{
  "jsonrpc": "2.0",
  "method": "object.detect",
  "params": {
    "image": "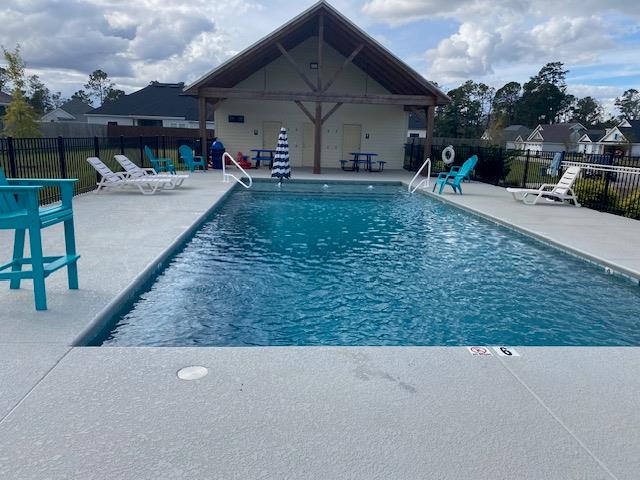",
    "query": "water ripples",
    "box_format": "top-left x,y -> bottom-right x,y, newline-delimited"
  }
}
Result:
102,183 -> 640,346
